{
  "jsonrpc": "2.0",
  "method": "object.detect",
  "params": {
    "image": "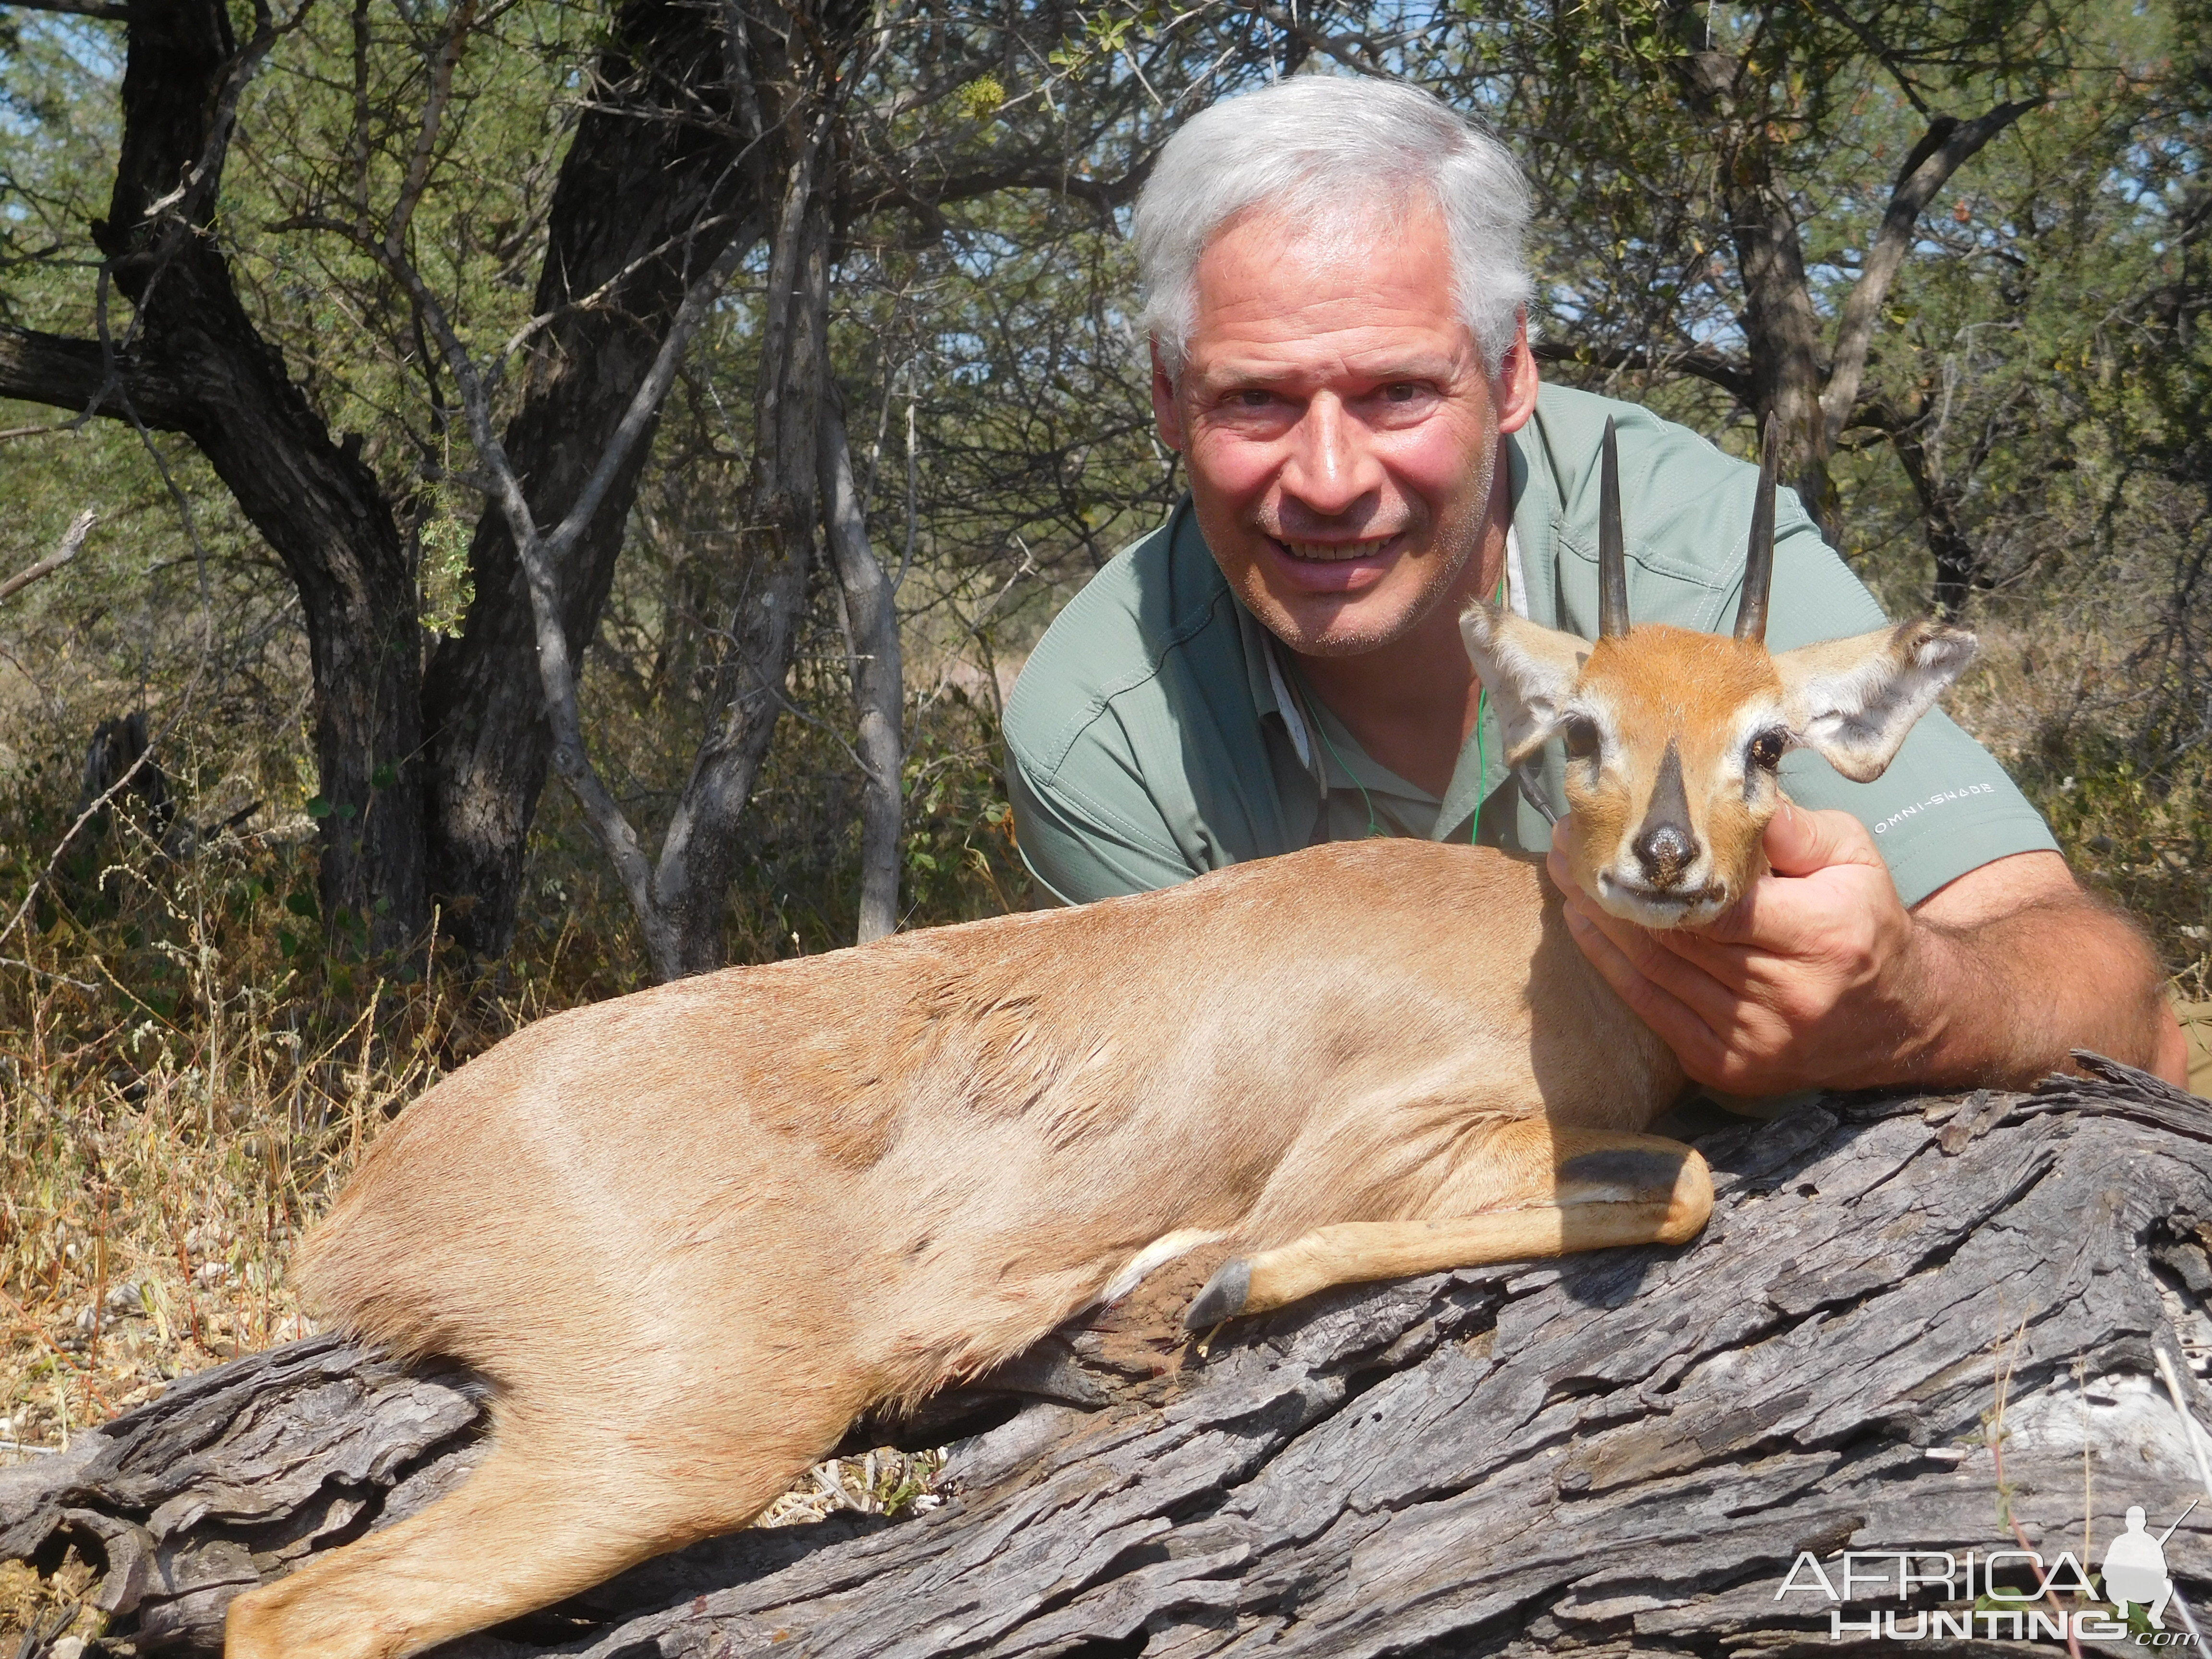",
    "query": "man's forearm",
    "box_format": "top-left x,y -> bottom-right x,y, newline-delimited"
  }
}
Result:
1905,885 -> 2184,1090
